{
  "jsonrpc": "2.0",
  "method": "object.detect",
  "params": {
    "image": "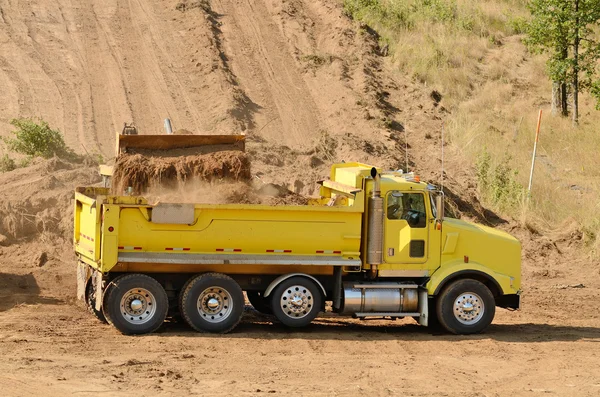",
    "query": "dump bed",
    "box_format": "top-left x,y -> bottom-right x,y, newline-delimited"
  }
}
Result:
74,186 -> 365,274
